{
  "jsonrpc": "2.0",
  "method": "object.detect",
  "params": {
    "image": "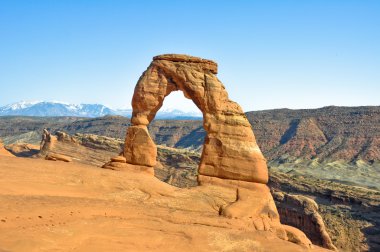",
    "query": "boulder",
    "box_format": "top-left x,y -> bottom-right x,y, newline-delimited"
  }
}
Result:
111,156 -> 127,163
45,153 -> 72,162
